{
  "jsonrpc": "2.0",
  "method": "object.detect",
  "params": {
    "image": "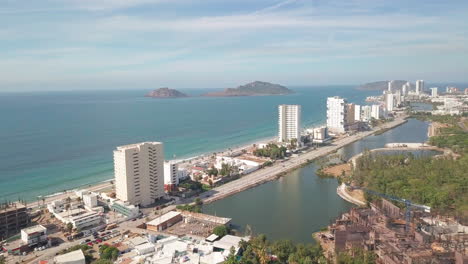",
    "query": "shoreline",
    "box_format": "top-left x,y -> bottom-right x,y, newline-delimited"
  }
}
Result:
200,116 -> 408,204
27,117 -> 406,209
25,121 -> 326,207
